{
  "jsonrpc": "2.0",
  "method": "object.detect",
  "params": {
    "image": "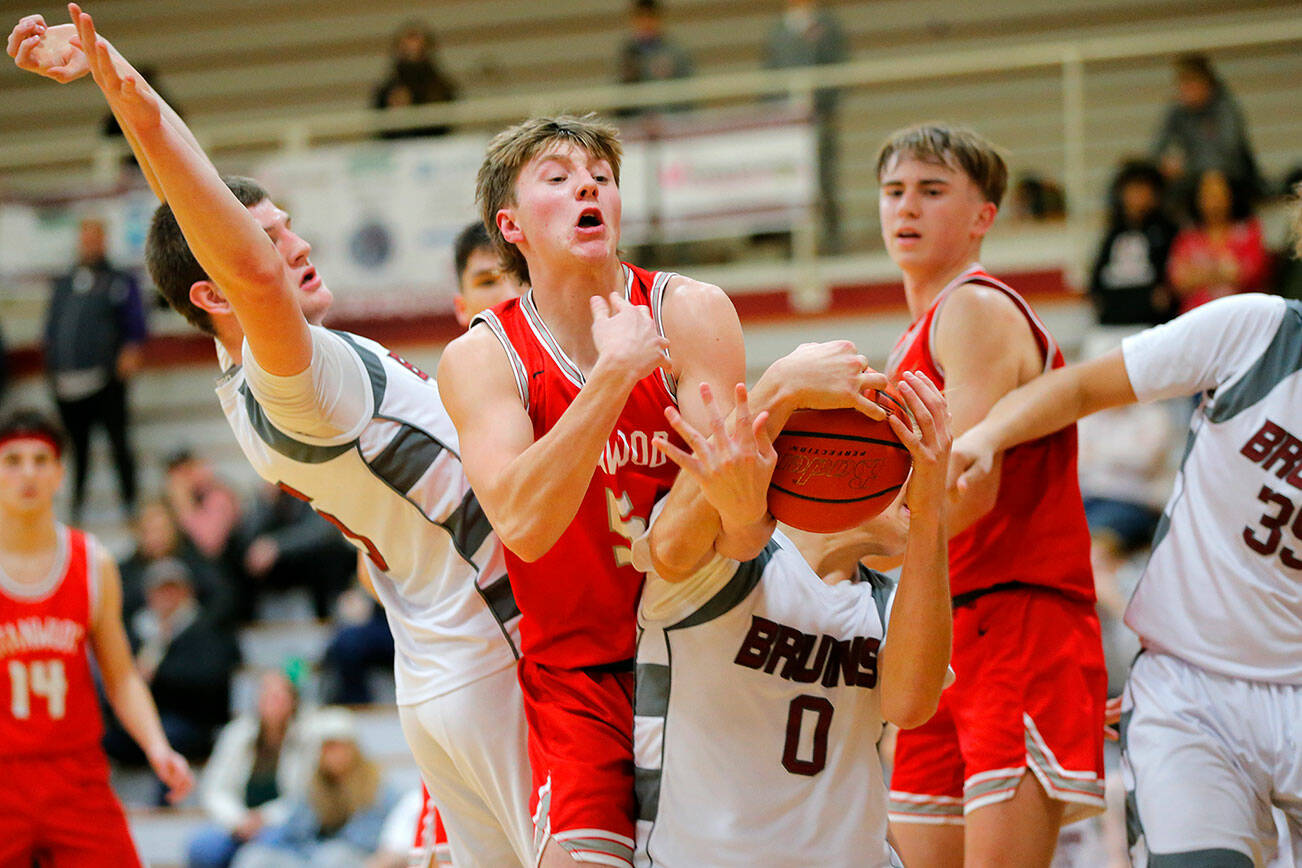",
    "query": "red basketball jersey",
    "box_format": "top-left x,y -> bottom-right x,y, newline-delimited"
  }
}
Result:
887,265 -> 1094,601
0,526 -> 106,757
473,264 -> 684,667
